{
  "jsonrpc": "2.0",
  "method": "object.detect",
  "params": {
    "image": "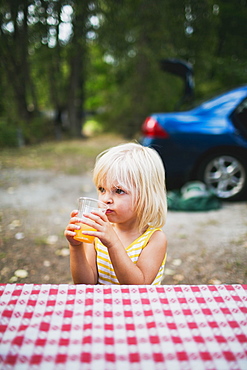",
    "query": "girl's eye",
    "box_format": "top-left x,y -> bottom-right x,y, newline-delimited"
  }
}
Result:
115,188 -> 125,194
98,186 -> 105,193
